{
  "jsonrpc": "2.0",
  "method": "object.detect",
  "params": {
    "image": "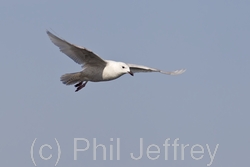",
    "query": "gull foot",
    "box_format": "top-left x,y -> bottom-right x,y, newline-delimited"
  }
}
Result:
75,81 -> 83,87
75,81 -> 88,92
